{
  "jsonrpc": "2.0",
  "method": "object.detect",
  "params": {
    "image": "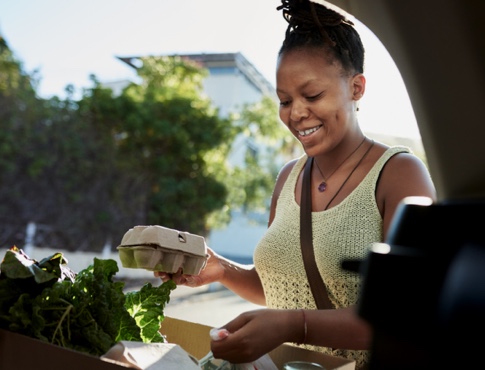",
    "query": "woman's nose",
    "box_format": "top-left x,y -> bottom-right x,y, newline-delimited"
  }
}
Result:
289,101 -> 309,122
